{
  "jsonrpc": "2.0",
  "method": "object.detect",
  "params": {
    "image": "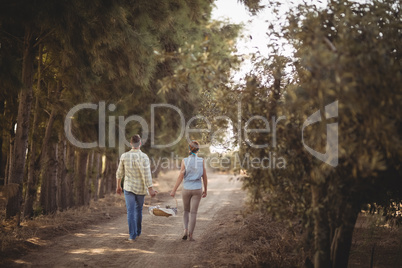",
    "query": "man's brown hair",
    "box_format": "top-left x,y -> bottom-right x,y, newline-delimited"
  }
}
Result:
131,135 -> 141,147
